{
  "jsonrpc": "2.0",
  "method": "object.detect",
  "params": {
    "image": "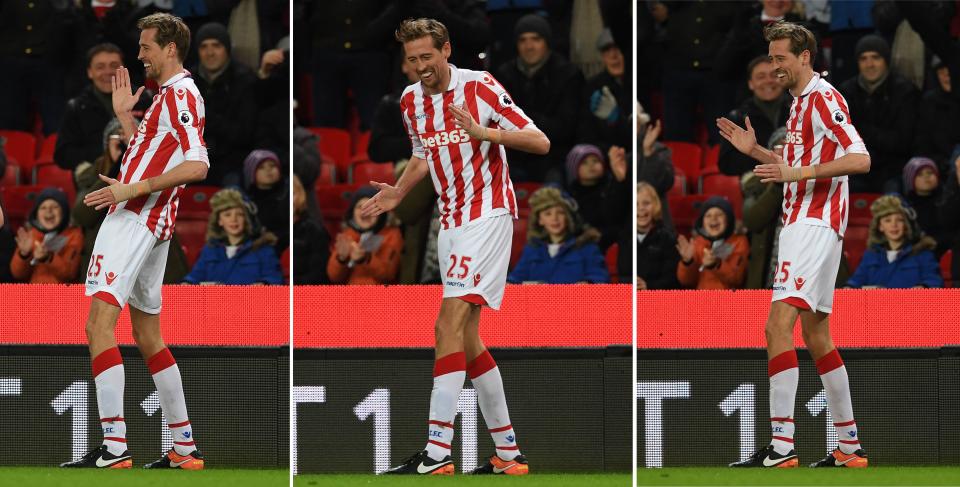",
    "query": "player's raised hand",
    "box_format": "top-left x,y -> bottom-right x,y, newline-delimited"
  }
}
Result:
111,66 -> 145,116
449,104 -> 485,141
359,181 -> 402,218
716,116 -> 758,156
